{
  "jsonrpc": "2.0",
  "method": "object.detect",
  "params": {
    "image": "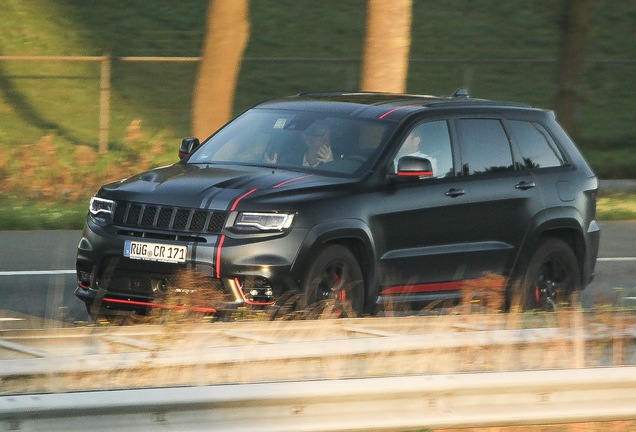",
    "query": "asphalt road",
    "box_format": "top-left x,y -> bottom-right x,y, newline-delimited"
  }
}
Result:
0,230 -> 84,325
0,222 -> 635,327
